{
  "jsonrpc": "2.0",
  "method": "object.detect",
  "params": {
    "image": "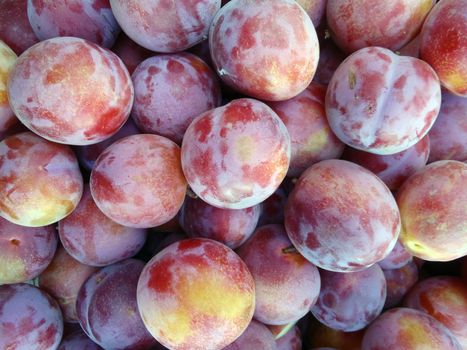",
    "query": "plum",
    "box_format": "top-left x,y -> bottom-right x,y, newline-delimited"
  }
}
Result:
383,260 -> 419,308
224,320 -> 277,350
276,325 -> 302,350
0,41 -> 18,136
304,317 -> 364,350
111,32 -> 152,75
58,330 -> 102,350
378,239 -> 413,270
296,0 -> 327,28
